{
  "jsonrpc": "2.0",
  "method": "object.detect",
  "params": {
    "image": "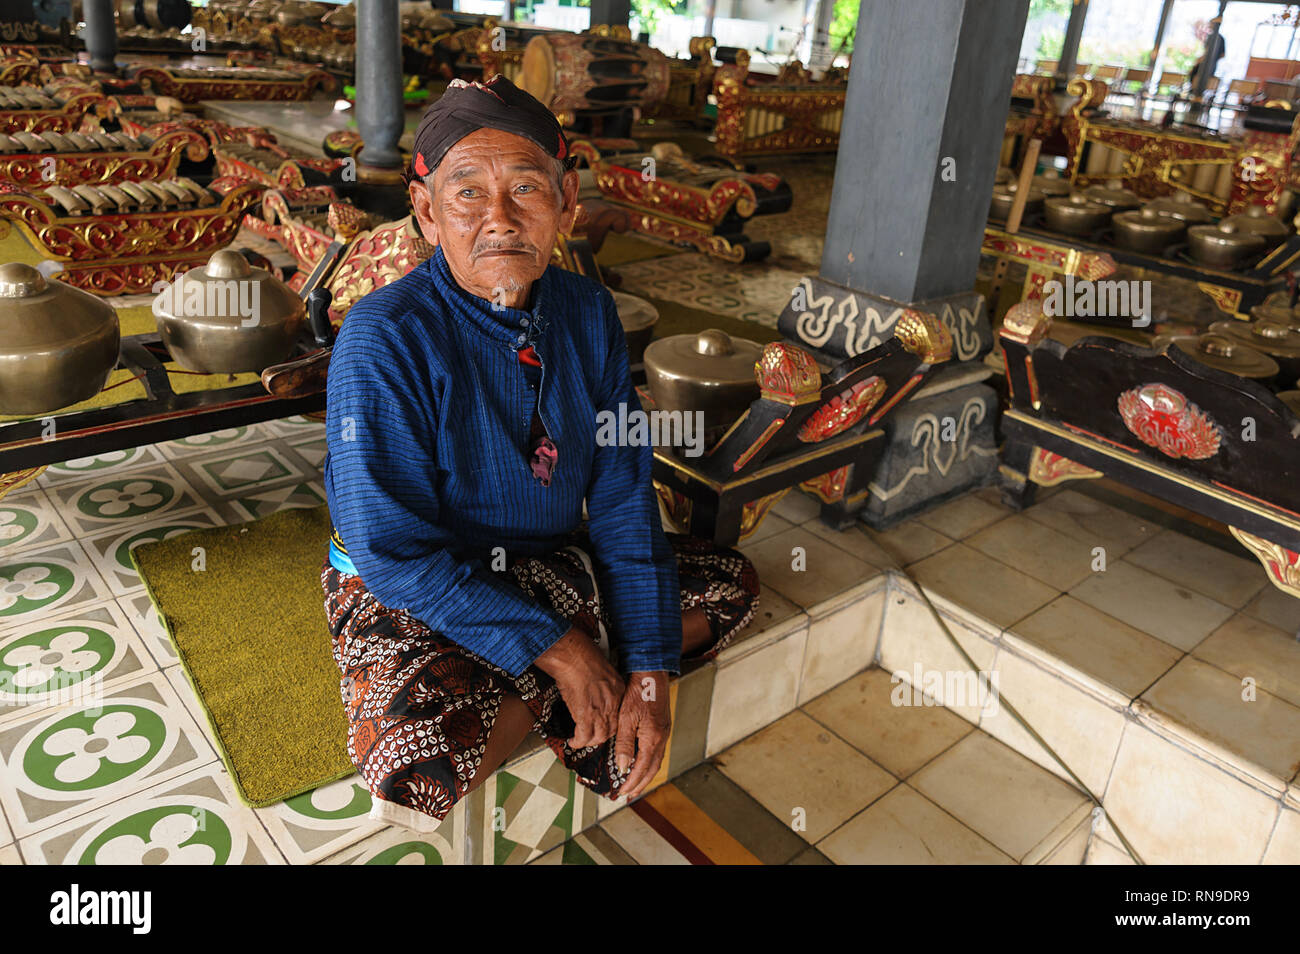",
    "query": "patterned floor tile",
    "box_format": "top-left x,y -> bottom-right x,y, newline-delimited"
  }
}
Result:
318,816 -> 468,865
0,670 -> 215,840
228,481 -> 326,522
671,762 -> 811,863
0,487 -> 75,557
613,252 -> 804,328
159,665 -> 218,761
175,445 -> 310,499
19,764 -> 283,864
254,776 -> 386,864
285,434 -> 327,471
151,424 -> 279,462
0,543 -> 116,634
77,509 -> 226,596
262,415 -> 326,439
0,599 -> 158,728
469,745 -> 597,865
119,590 -> 175,667
37,446 -> 168,488
529,825 -> 636,865
44,464 -> 209,538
